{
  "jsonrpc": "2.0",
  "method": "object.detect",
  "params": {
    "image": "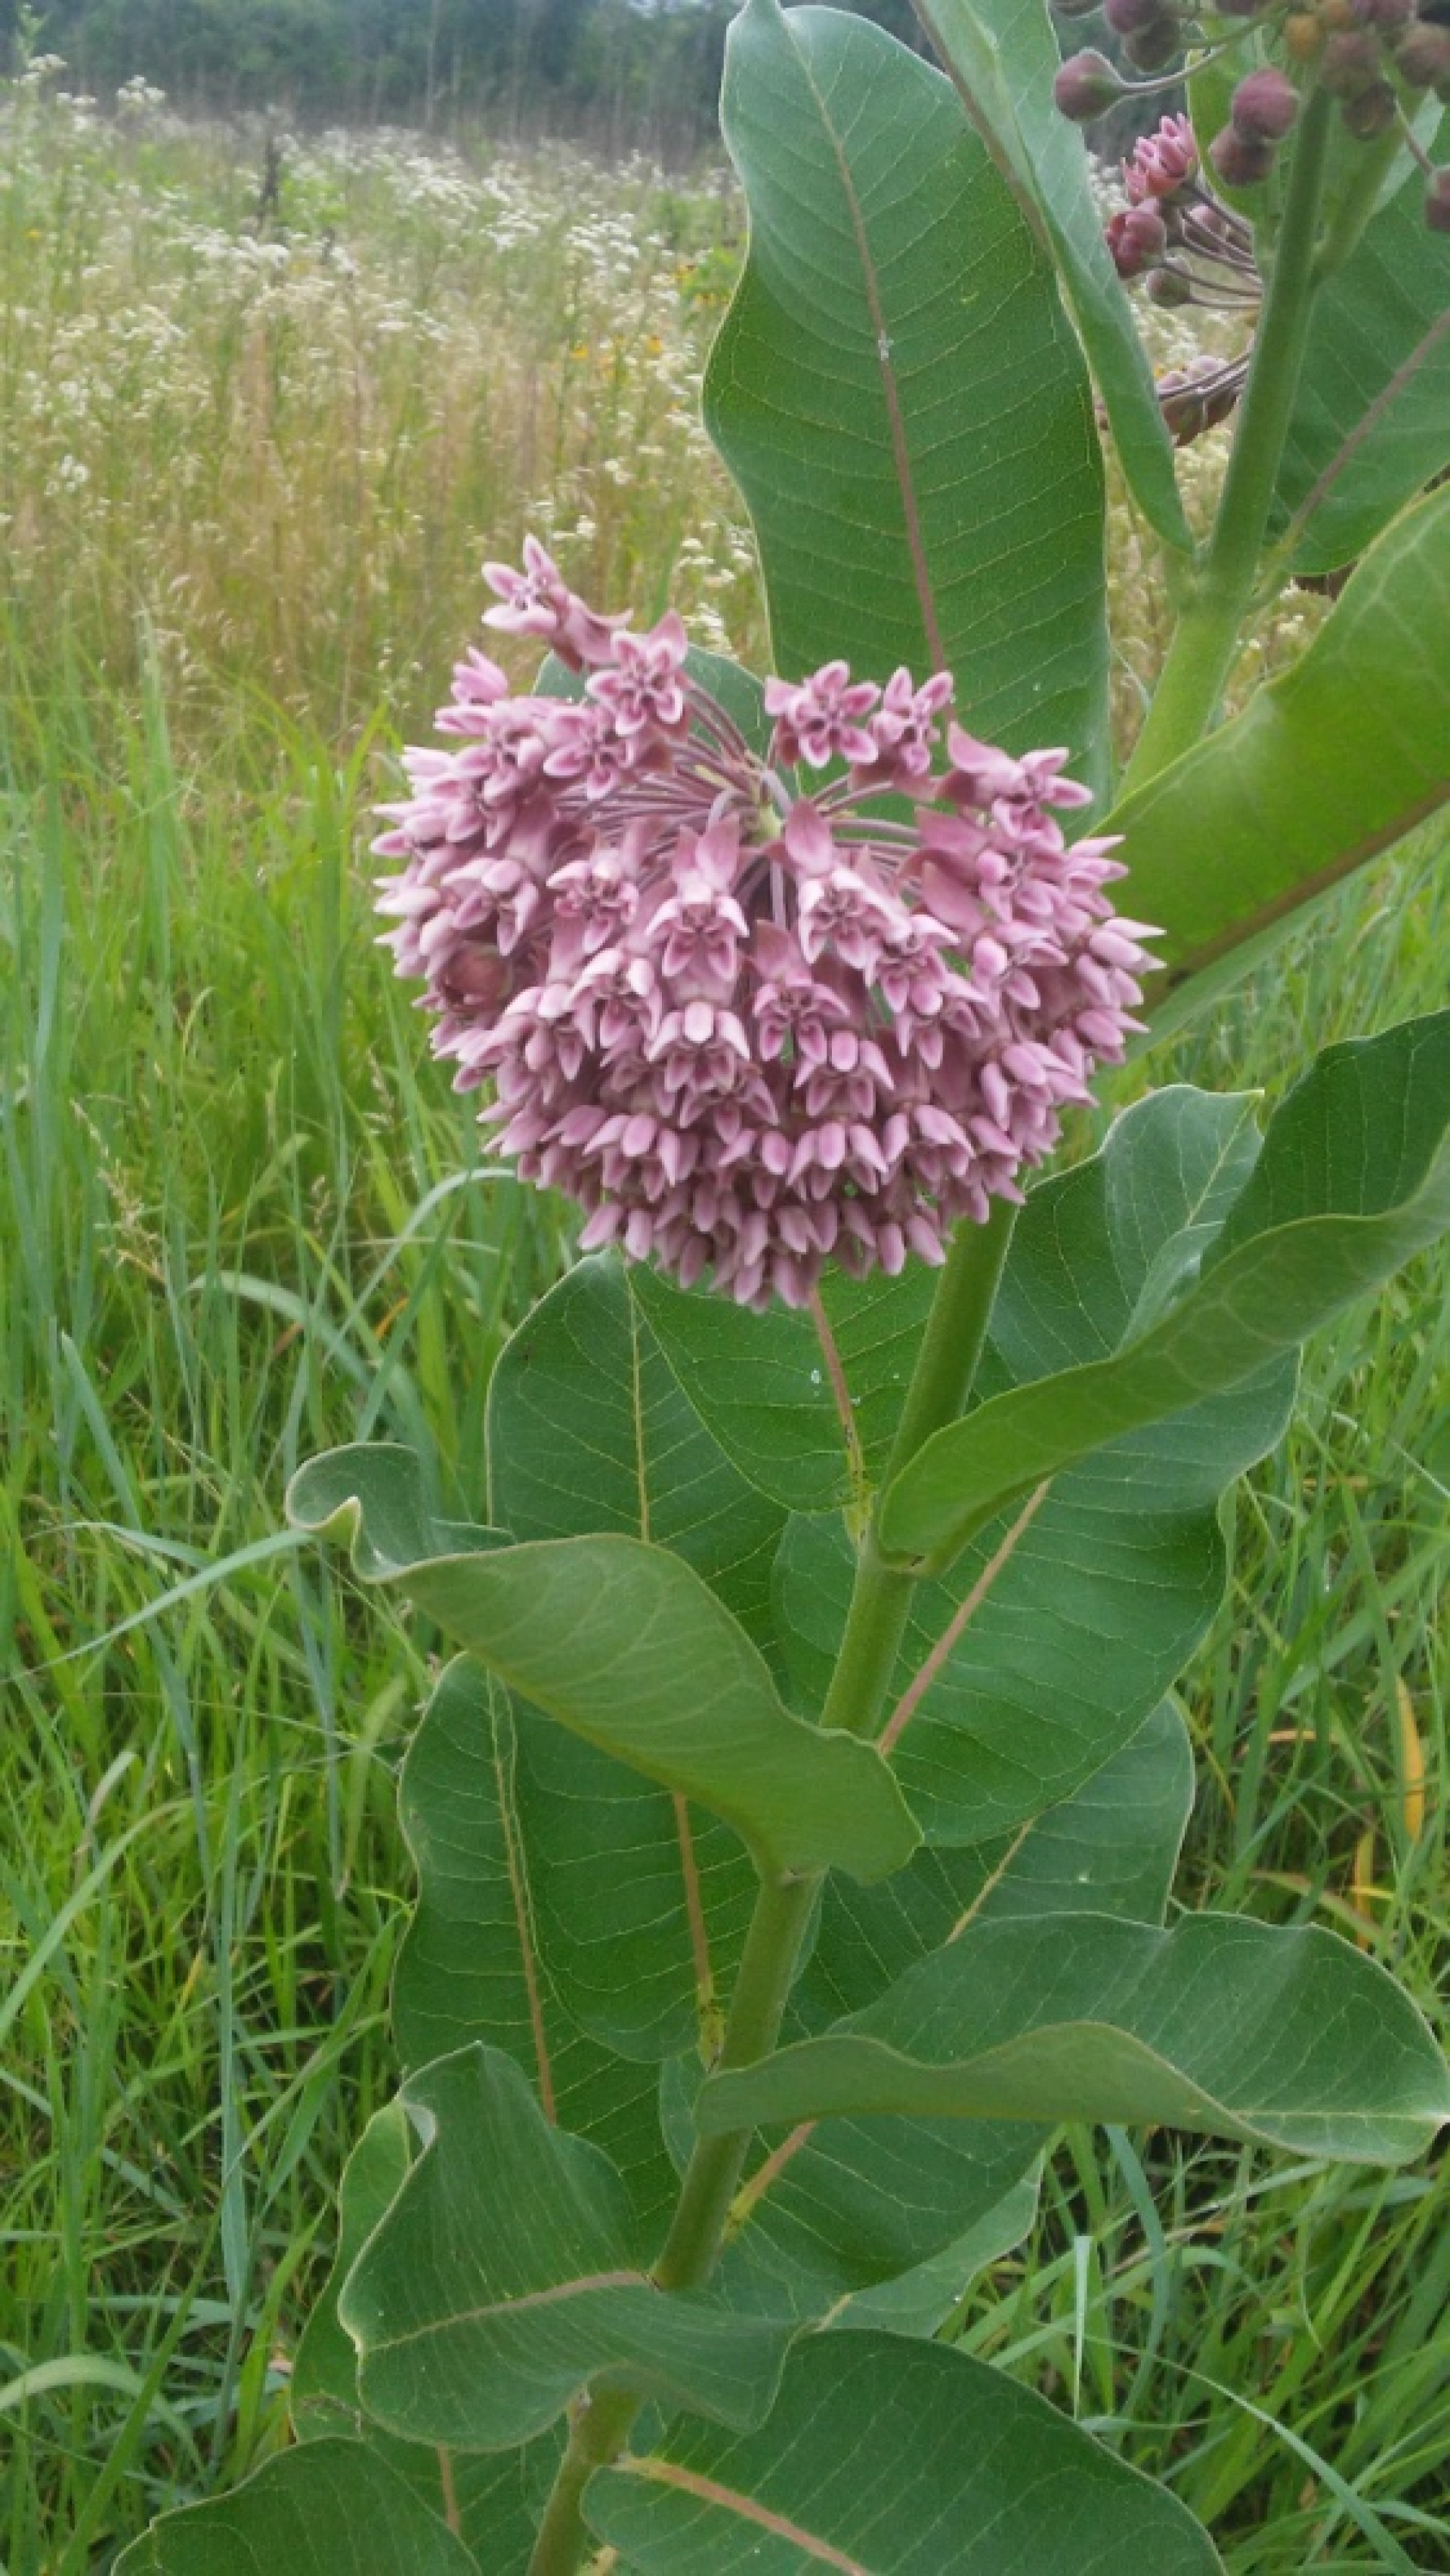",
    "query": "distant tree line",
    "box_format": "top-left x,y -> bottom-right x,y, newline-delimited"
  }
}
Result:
10,0 -> 929,154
